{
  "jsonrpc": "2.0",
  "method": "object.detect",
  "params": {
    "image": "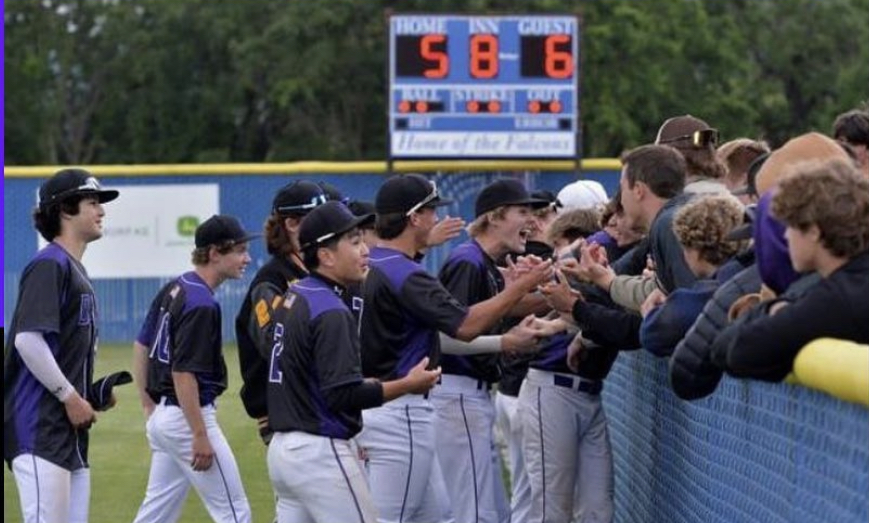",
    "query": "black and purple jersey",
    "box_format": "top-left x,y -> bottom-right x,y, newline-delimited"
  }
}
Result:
137,271 -> 227,406
268,275 -> 365,439
4,243 -> 97,471
438,240 -> 504,384
360,246 -> 468,381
